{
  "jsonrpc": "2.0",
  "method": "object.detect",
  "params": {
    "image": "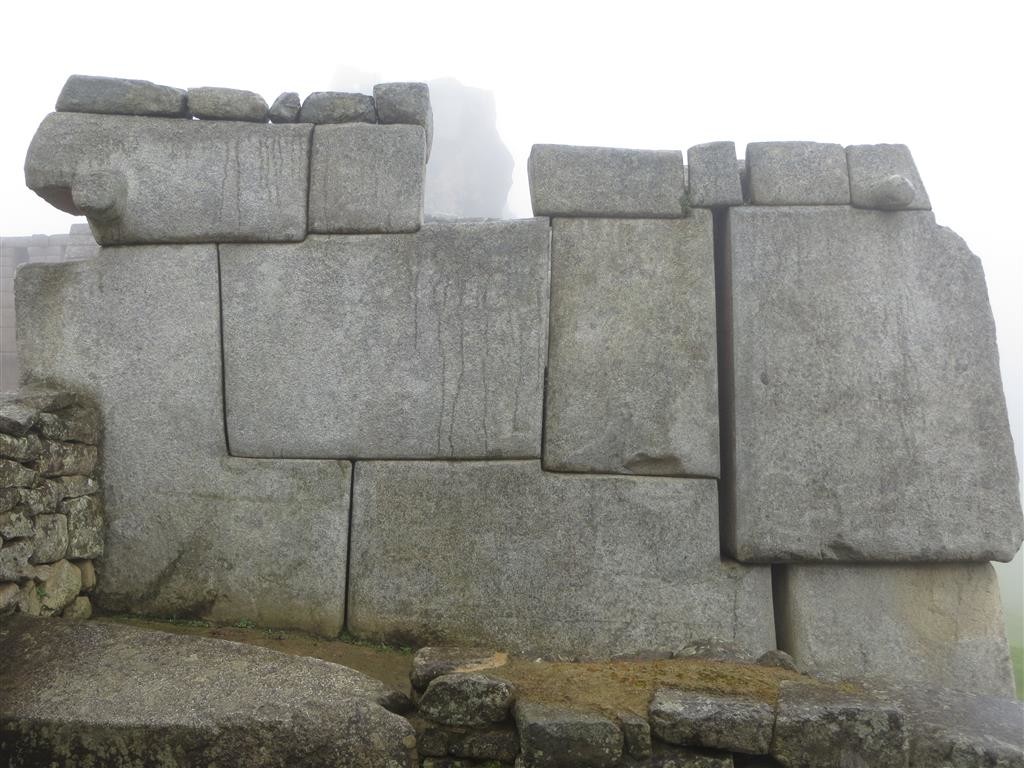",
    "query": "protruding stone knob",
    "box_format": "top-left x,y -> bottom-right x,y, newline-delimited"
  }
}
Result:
71,170 -> 126,223
864,173 -> 916,210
